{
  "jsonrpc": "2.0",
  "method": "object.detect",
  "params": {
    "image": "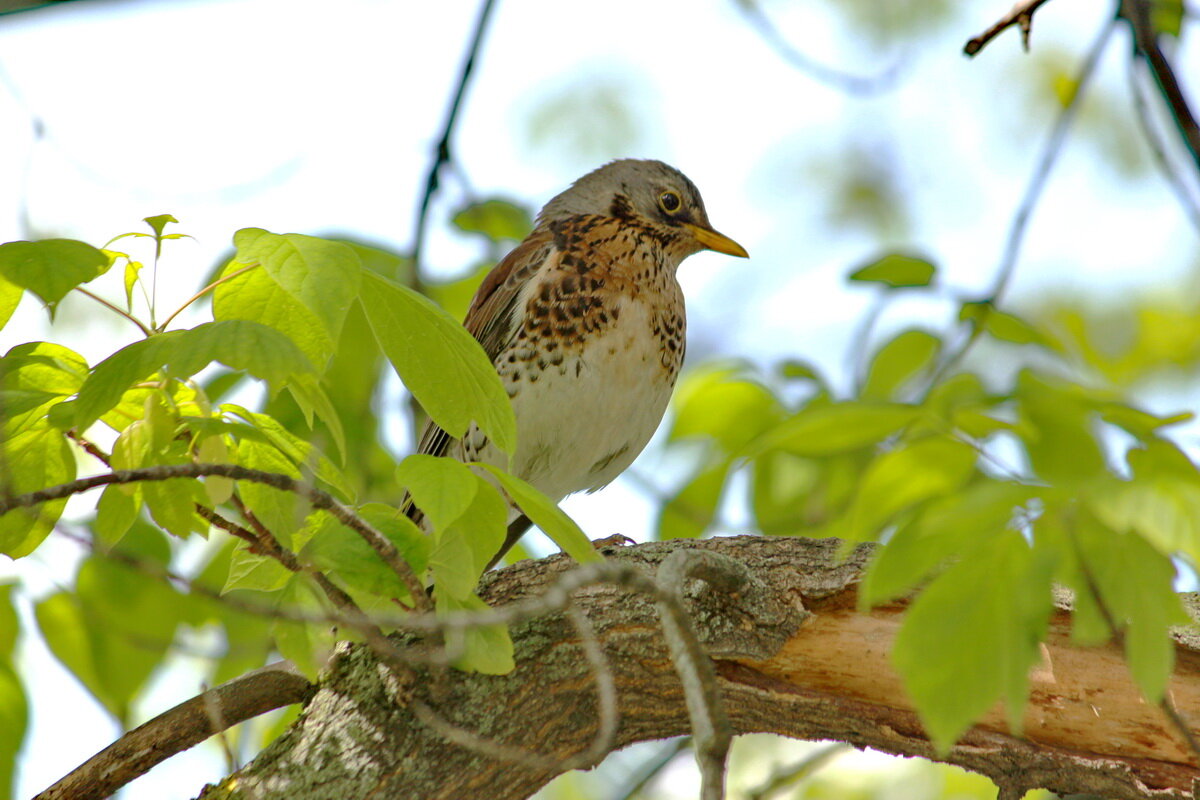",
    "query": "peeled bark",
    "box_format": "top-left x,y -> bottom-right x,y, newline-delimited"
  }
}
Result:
196,535 -> 1200,800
